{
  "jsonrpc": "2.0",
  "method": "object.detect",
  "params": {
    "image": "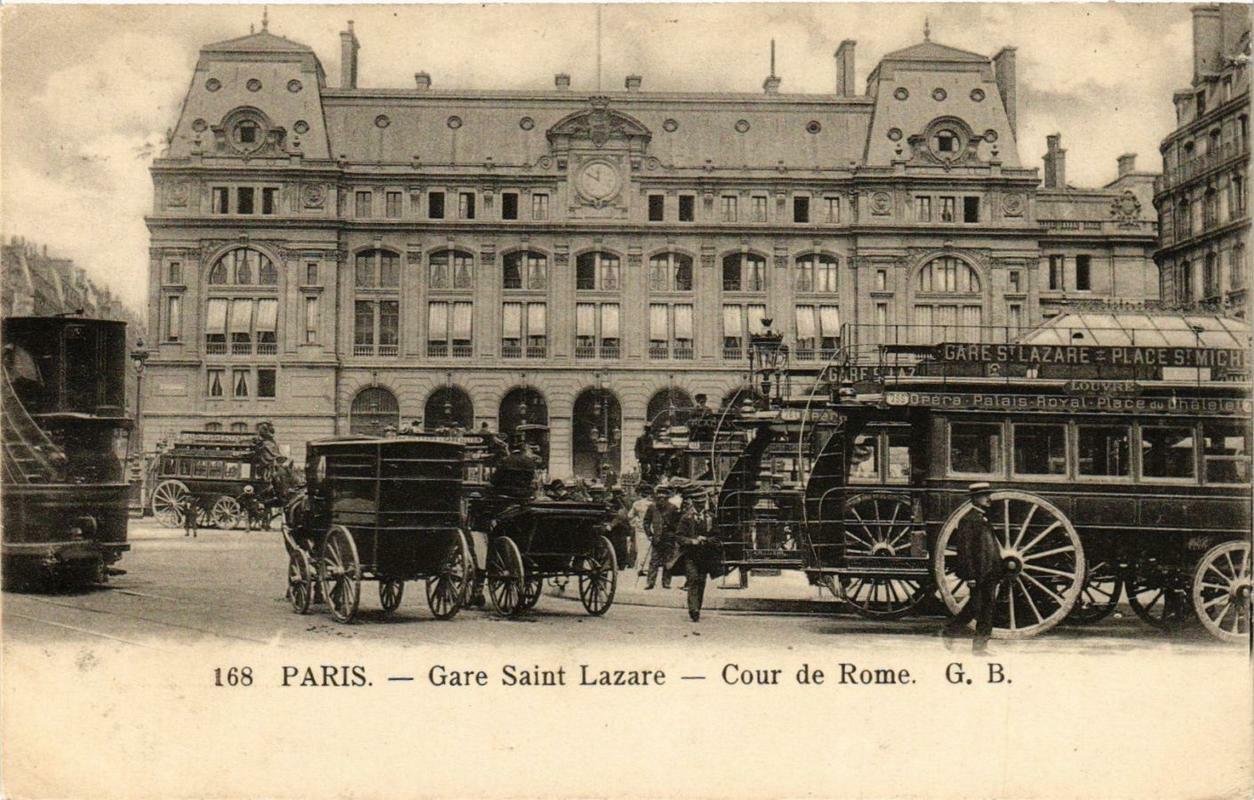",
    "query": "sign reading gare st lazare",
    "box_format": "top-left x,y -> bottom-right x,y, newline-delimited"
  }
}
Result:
936,343 -> 1248,370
